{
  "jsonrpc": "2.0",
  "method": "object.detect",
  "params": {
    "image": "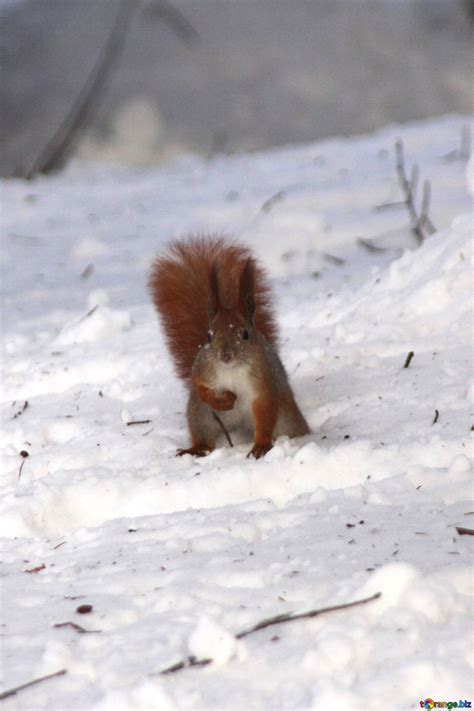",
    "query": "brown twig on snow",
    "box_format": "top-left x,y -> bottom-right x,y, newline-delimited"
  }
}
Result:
403,351 -> 414,369
12,400 -> 29,419
24,564 -> 46,574
18,450 -> 29,480
126,419 -> 152,426
53,621 -> 102,634
157,592 -> 381,674
0,669 -> 67,701
236,592 -> 381,638
357,238 -> 388,253
455,526 -> 474,536
395,140 -> 436,244
432,409 -> 439,424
